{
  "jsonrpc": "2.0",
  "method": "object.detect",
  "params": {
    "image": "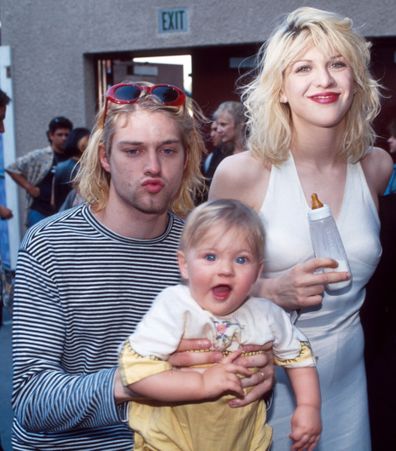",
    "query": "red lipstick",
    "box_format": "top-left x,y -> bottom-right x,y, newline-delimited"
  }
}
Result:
309,92 -> 340,104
